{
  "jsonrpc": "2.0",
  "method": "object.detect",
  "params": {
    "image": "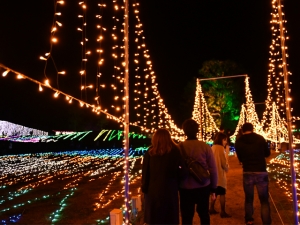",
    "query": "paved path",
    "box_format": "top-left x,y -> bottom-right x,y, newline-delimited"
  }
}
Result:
191,151 -> 295,225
